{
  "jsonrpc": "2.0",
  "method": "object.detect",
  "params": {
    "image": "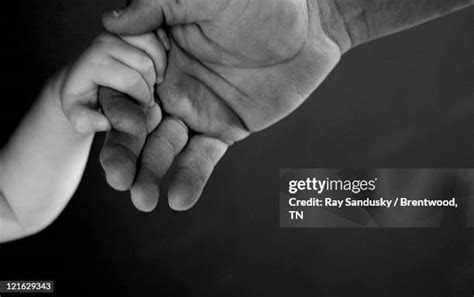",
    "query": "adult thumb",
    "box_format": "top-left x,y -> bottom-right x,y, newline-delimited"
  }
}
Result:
103,0 -> 226,35
103,0 -> 164,35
